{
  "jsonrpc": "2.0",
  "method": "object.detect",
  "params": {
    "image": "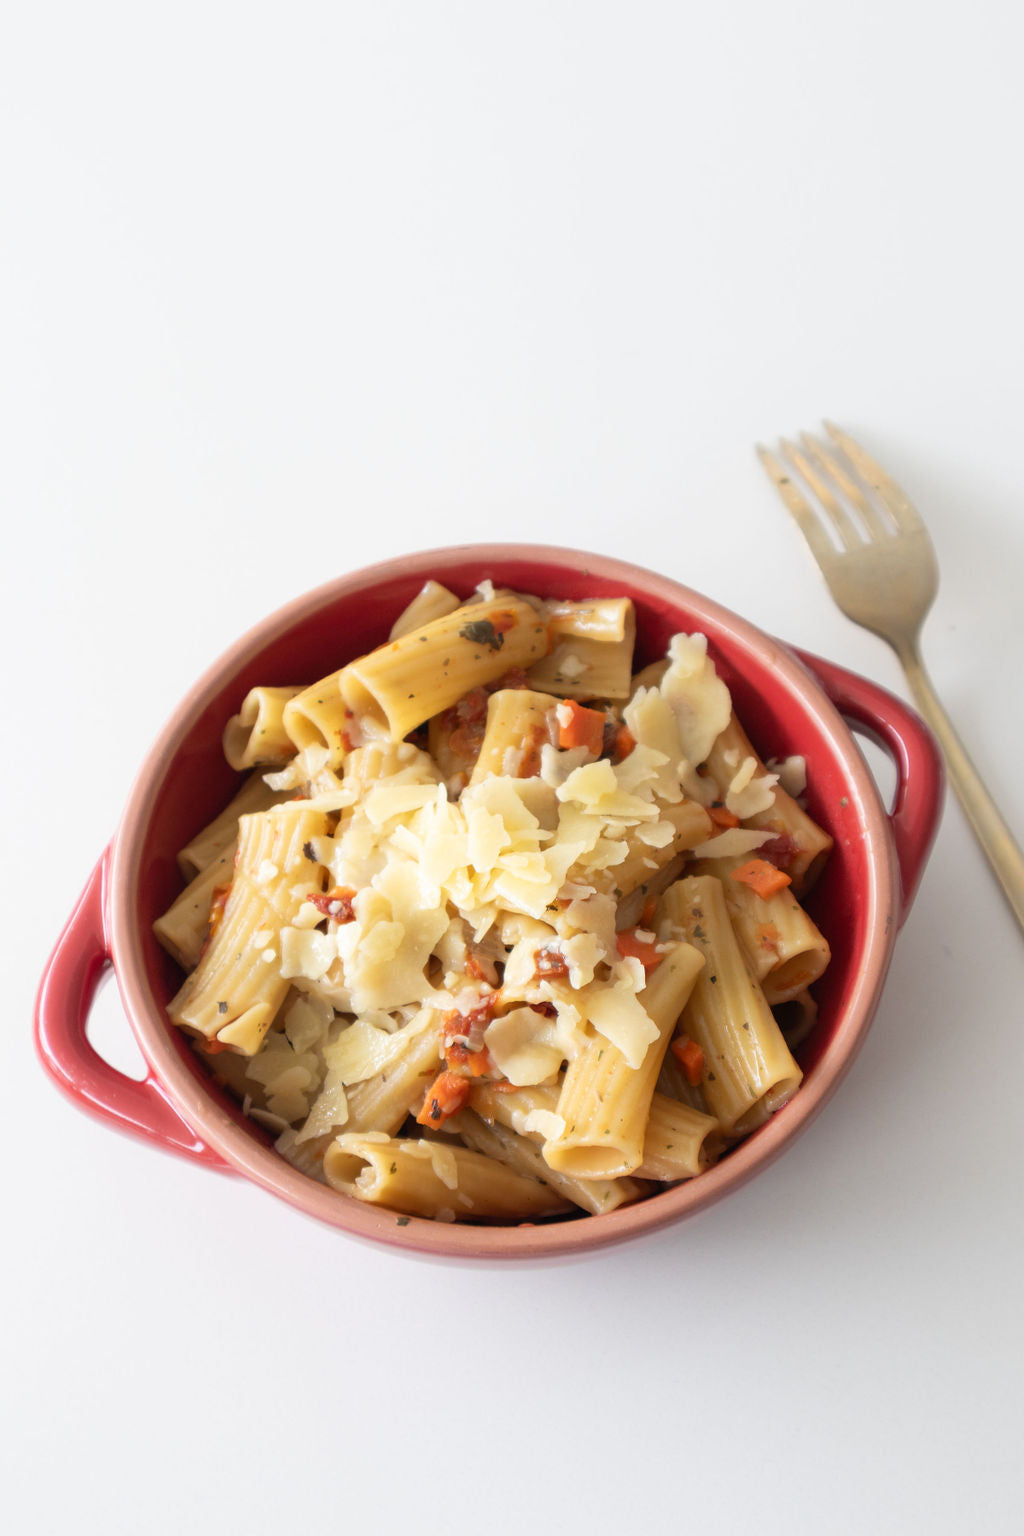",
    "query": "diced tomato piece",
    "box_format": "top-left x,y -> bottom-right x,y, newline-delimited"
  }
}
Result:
670,1034 -> 704,1086
756,922 -> 781,955
730,858 -> 793,899
443,992 -> 499,1036
305,887 -> 357,921
556,699 -> 607,755
443,1040 -> 492,1077
415,1070 -> 472,1127
615,928 -> 664,972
